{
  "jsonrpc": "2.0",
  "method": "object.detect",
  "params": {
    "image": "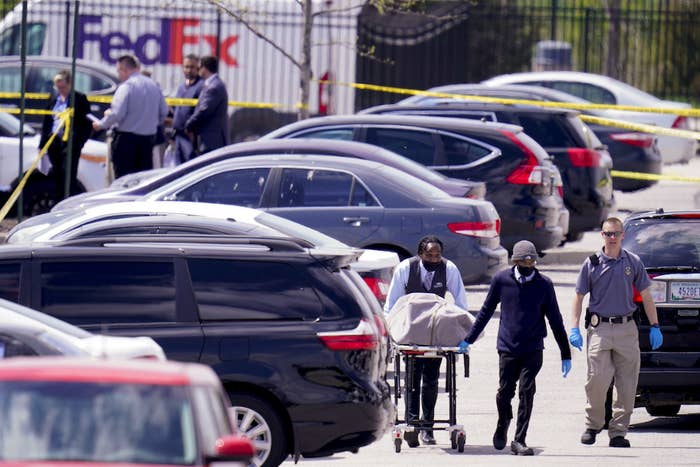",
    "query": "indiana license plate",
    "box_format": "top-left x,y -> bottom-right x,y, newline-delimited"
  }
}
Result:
670,282 -> 700,301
